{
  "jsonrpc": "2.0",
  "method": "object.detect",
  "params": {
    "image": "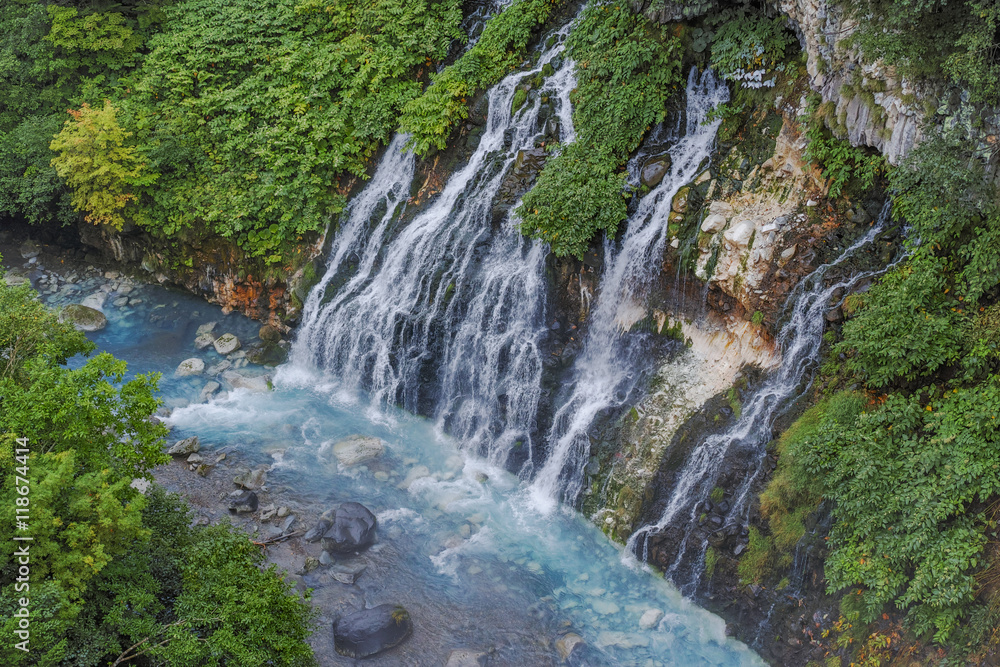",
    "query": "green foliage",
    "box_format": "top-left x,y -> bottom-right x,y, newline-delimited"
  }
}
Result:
518,143 -> 626,258
889,132 -> 1000,303
738,527 -> 774,585
150,521 -> 316,666
760,393 -> 867,558
708,9 -> 795,89
710,486 -> 725,504
50,100 -> 154,230
563,3 -> 683,157
45,6 -> 142,76
399,0 -> 558,153
517,3 -> 683,257
0,279 -> 316,665
803,106 -> 886,198
803,380 -> 1000,641
127,0 -> 463,262
838,0 -> 1000,104
704,545 -> 719,578
0,280 -> 89,381
837,254 -> 968,388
